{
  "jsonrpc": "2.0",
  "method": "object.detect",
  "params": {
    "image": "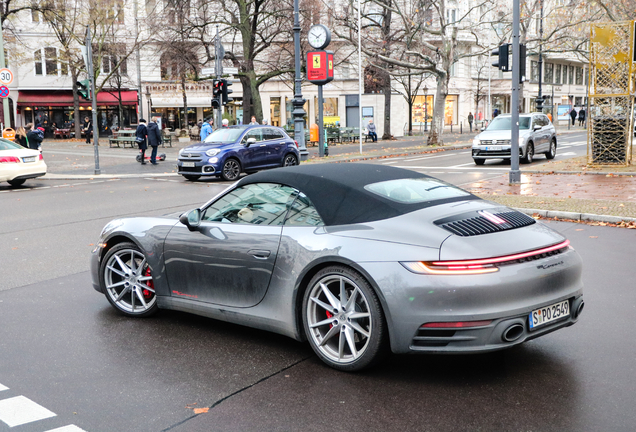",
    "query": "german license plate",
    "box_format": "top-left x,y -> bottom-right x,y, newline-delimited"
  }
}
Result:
529,300 -> 569,330
22,156 -> 36,163
487,145 -> 502,151
181,162 -> 195,167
